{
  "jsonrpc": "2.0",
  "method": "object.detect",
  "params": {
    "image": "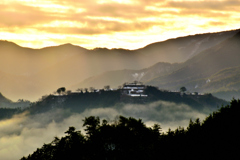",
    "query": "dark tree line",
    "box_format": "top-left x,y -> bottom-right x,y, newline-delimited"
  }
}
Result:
0,108 -> 21,120
21,99 -> 240,160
